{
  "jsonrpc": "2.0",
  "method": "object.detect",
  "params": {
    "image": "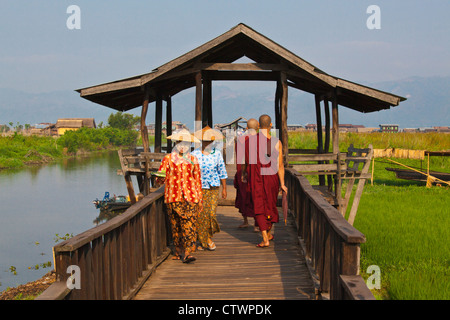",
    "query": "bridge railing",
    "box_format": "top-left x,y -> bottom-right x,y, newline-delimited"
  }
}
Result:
36,186 -> 170,300
285,168 -> 375,300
